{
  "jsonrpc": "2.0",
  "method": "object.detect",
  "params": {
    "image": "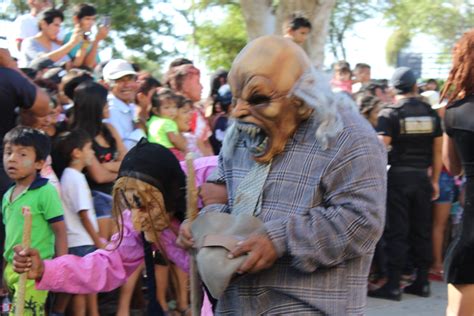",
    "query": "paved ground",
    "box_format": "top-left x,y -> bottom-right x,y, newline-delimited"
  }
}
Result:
366,281 -> 447,315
